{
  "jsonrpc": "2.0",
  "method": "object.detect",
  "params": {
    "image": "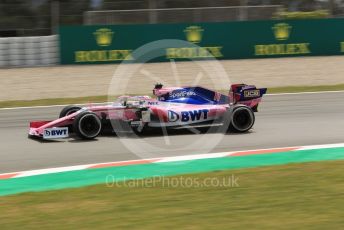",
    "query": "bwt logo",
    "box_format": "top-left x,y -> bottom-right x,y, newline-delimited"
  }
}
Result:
181,109 -> 209,122
168,109 -> 209,122
168,110 -> 179,122
44,129 -> 68,136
